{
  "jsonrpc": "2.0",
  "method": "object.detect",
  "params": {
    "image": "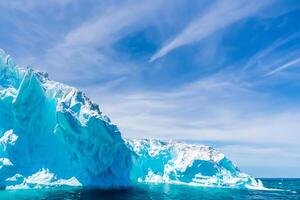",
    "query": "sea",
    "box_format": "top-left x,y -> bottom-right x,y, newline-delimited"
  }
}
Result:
0,179 -> 299,200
